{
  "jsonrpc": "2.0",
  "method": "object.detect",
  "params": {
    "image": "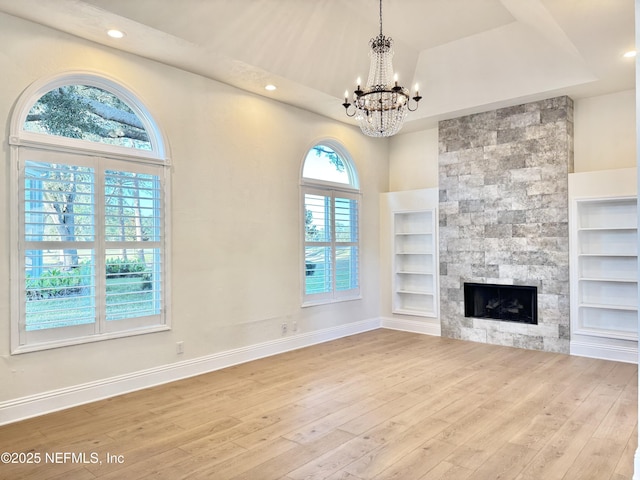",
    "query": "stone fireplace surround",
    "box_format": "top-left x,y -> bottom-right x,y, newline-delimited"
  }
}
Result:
438,96 -> 573,353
